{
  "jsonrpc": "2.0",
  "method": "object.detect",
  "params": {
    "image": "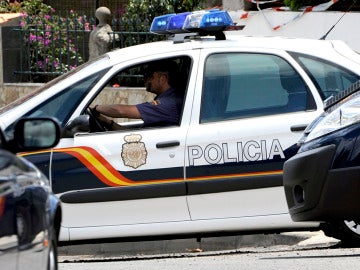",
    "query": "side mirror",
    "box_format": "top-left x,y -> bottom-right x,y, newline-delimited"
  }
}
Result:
13,117 -> 61,151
